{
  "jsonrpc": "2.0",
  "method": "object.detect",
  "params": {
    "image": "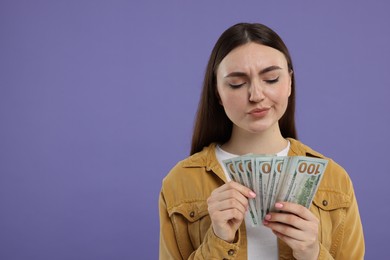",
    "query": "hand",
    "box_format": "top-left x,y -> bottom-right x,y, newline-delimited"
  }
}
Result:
207,181 -> 256,243
263,202 -> 320,260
